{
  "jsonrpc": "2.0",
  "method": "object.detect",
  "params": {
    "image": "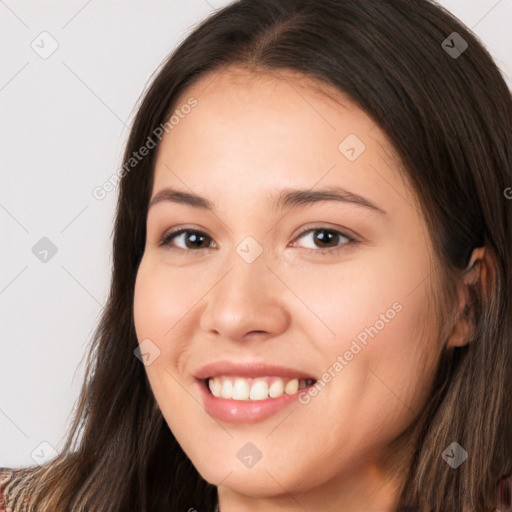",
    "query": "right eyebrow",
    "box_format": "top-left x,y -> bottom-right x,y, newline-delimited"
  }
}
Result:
148,188 -> 213,210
